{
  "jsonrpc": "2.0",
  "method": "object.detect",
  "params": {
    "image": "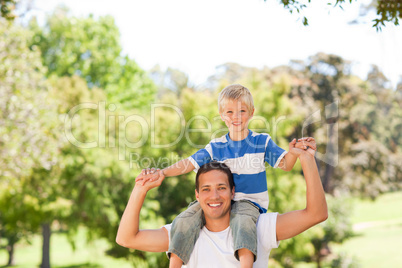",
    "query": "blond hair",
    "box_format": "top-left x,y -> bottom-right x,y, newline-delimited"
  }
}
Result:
218,84 -> 254,114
